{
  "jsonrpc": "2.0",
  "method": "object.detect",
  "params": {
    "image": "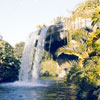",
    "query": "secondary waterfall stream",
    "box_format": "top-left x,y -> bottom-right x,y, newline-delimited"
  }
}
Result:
19,27 -> 48,82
